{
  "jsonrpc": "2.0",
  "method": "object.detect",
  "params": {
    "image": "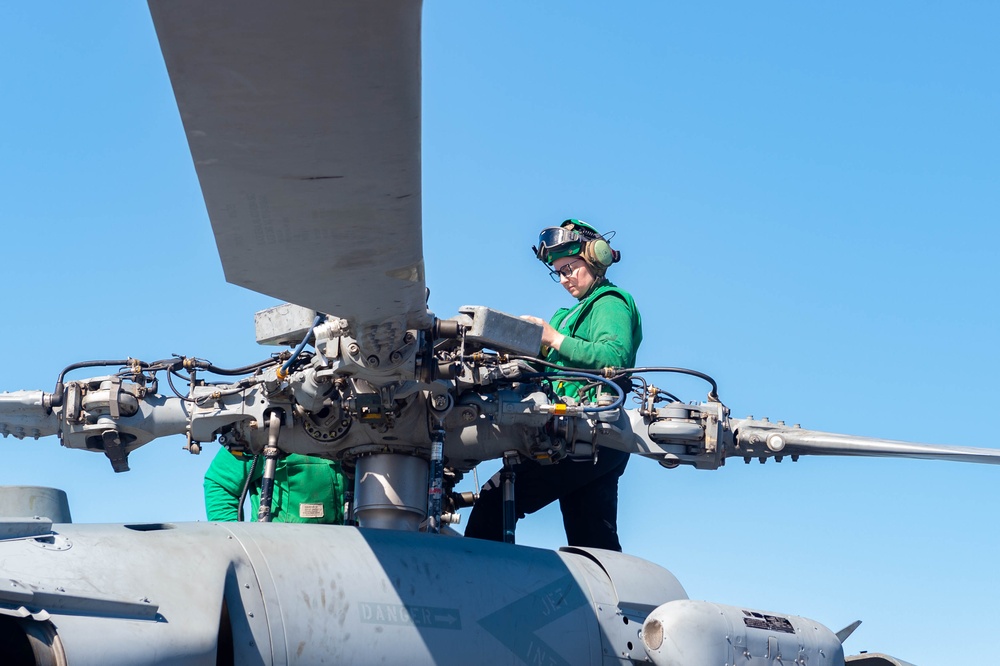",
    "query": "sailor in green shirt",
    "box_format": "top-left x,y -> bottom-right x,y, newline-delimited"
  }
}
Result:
203,447 -> 348,524
465,219 -> 641,551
